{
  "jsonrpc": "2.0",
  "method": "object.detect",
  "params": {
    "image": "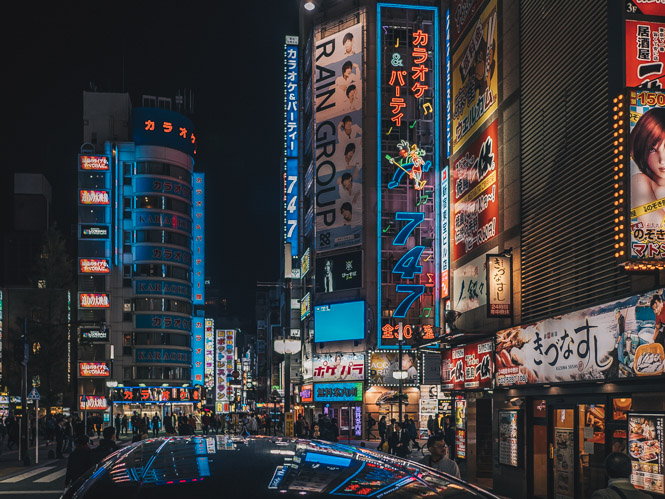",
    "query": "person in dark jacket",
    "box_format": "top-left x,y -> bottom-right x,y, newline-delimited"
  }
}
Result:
591,452 -> 651,499
55,419 -> 64,459
377,416 -> 387,451
442,415 -> 455,457
91,426 -> 119,465
65,435 -> 93,487
394,423 -> 411,458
